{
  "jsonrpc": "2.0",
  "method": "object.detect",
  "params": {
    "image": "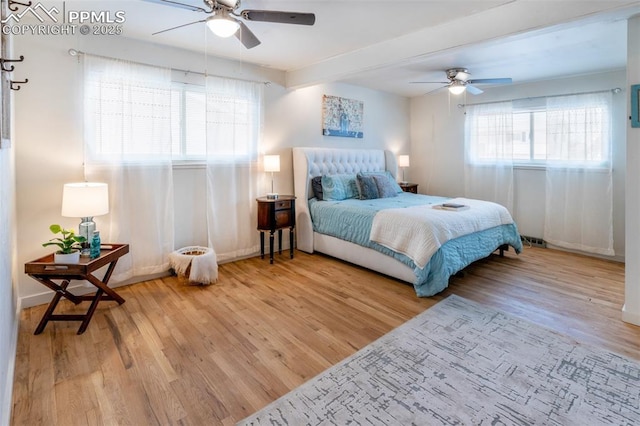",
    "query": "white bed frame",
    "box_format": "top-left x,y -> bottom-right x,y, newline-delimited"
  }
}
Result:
292,147 -> 416,283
